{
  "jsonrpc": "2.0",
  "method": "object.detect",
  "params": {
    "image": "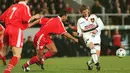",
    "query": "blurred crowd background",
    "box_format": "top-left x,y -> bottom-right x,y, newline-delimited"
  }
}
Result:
0,0 -> 130,58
